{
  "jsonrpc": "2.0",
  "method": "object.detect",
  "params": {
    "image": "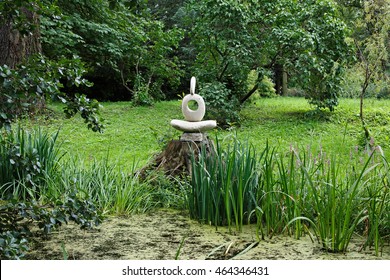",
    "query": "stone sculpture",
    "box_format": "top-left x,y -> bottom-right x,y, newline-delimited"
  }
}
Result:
139,77 -> 216,177
170,77 -> 217,141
